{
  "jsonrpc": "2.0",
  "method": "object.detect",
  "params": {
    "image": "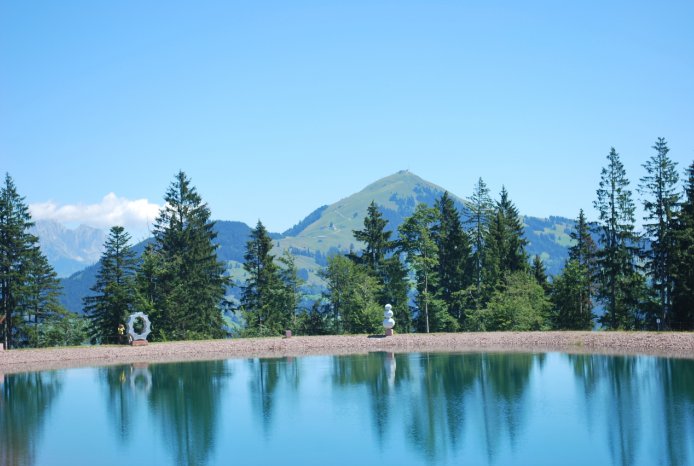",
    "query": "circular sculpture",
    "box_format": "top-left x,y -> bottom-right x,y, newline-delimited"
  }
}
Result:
383,304 -> 395,333
126,312 -> 152,342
